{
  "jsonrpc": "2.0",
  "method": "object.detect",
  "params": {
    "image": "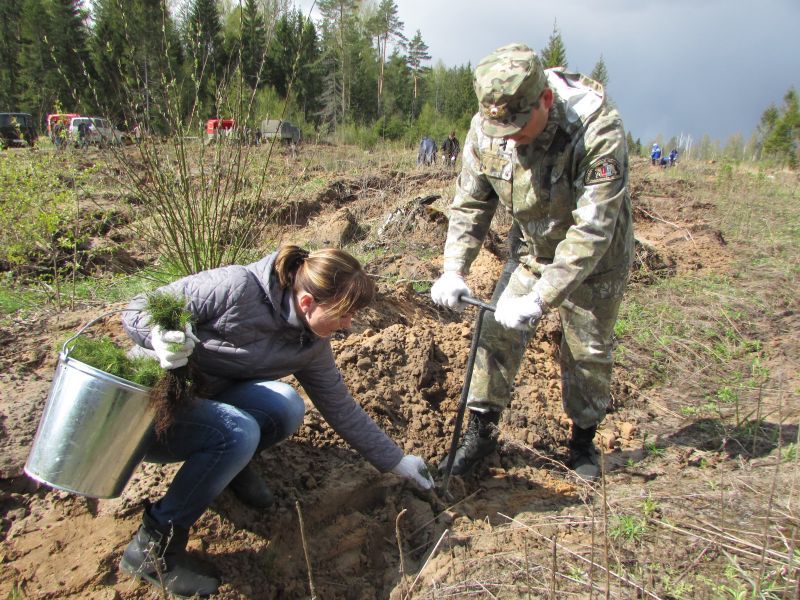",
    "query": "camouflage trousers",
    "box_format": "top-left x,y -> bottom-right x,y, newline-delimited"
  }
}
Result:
466,258 -> 628,430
